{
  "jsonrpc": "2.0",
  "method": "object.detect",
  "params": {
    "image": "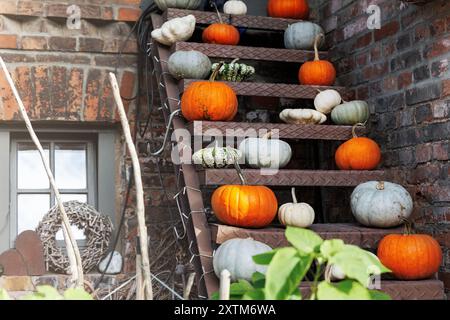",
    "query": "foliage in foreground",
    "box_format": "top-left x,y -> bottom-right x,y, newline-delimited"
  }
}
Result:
0,285 -> 93,300
213,227 -> 392,300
